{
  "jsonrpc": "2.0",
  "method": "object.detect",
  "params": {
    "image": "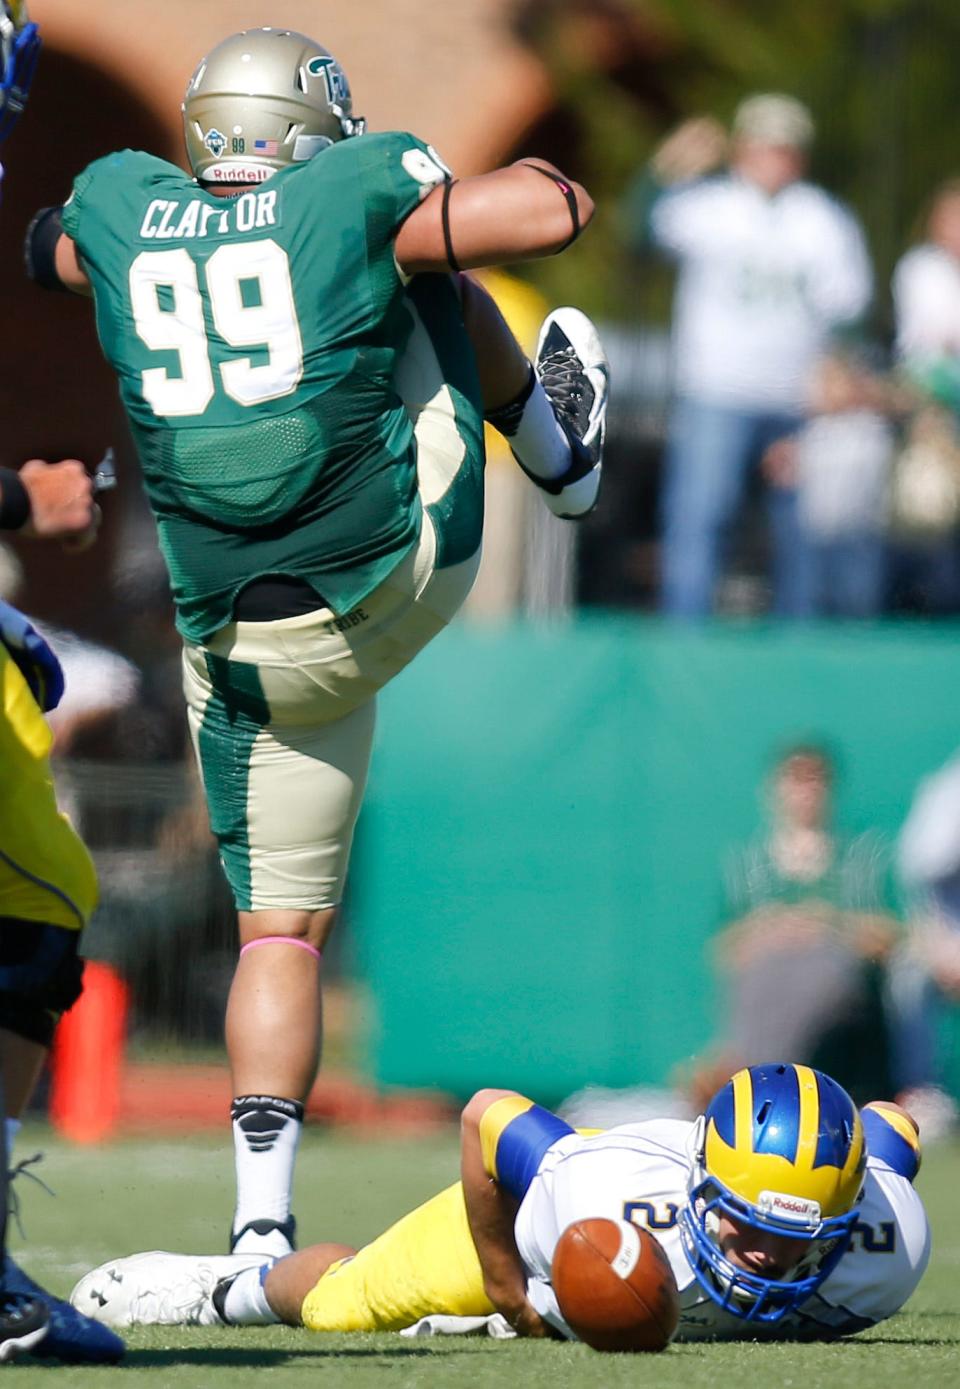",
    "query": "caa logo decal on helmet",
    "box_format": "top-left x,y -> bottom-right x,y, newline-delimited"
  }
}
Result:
202,129 -> 227,158
0,0 -> 40,143
680,1063 -> 865,1323
182,27 -> 365,186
